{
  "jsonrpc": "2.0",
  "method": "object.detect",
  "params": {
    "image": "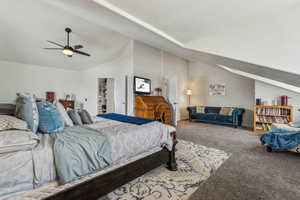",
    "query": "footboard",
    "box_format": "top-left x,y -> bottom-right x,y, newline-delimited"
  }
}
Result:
167,131 -> 178,171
